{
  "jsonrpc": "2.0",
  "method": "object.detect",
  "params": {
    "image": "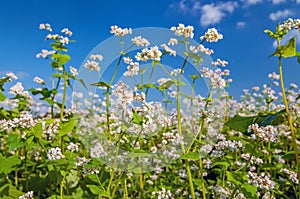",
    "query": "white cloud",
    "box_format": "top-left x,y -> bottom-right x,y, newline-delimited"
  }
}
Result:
200,2 -> 238,26
236,21 -> 246,29
272,0 -> 286,4
269,9 -> 293,21
242,0 -> 263,5
296,0 -> 300,3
